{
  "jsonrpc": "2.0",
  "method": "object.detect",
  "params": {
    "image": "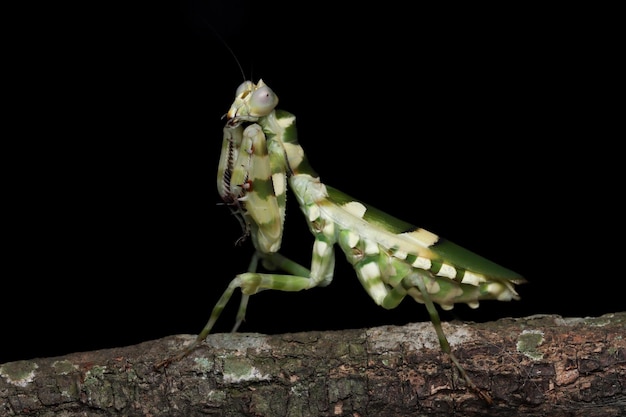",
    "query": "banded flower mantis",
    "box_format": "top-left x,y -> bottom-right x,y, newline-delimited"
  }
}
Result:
163,79 -> 526,403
